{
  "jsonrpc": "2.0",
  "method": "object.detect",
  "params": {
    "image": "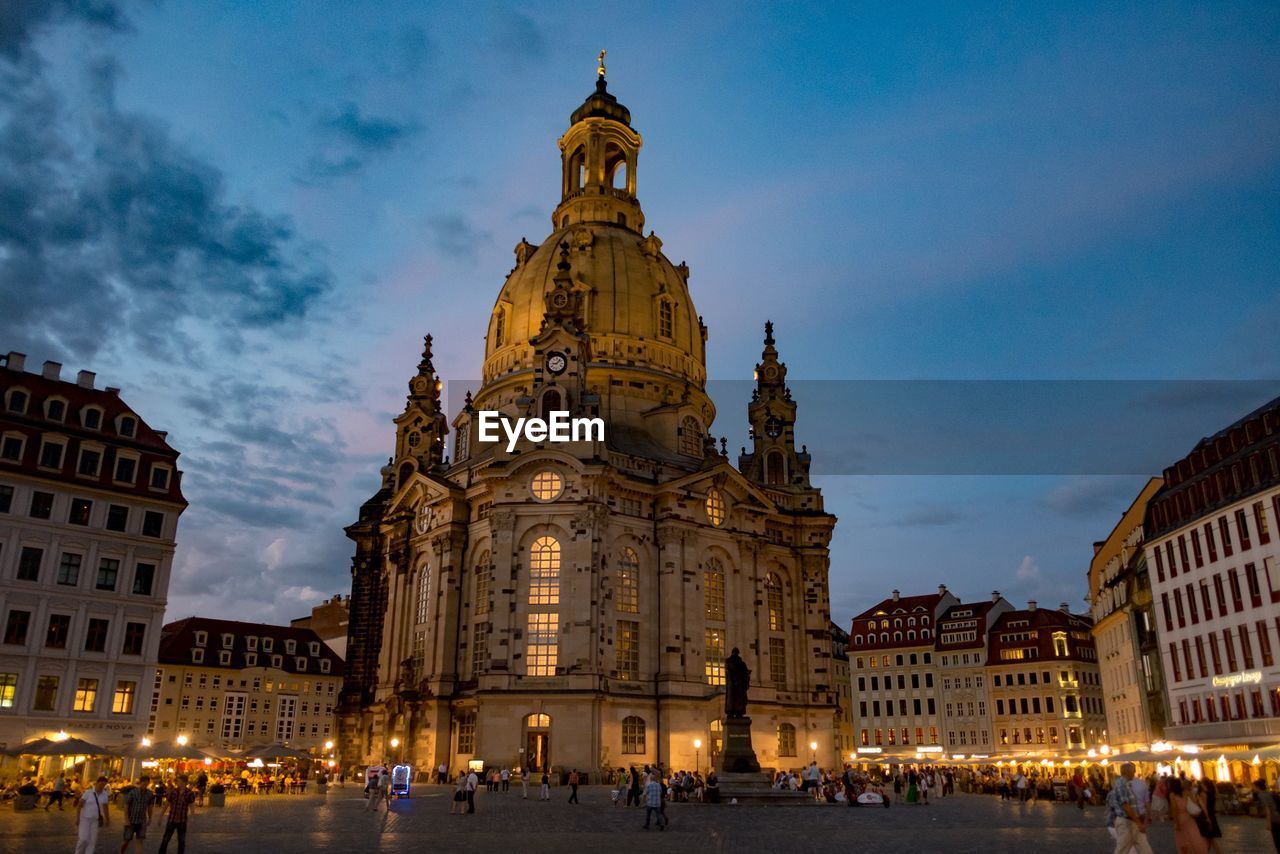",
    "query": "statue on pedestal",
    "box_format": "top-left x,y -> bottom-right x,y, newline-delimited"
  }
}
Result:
725,647 -> 750,718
